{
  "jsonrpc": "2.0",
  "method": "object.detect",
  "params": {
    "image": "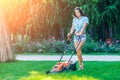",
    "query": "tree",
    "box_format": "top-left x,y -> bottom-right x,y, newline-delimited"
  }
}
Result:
0,9 -> 14,62
1,0 -> 120,41
100,0 -> 120,39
